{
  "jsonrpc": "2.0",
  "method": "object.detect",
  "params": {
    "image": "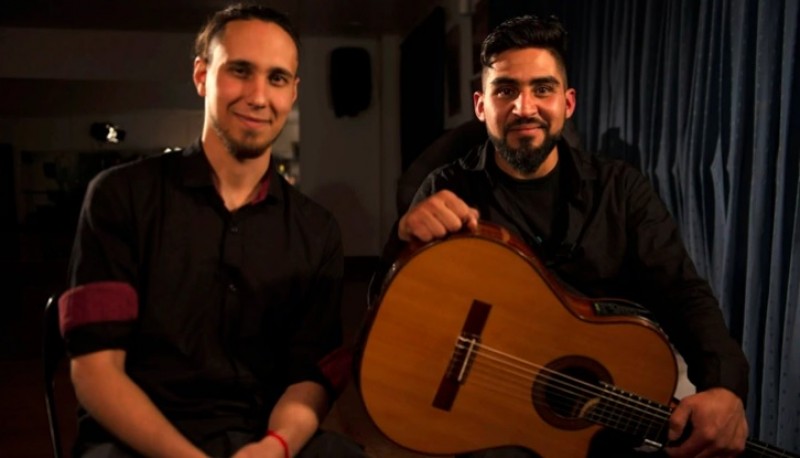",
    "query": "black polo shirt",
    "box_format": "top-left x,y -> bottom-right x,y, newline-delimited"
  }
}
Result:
60,141 -> 344,448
